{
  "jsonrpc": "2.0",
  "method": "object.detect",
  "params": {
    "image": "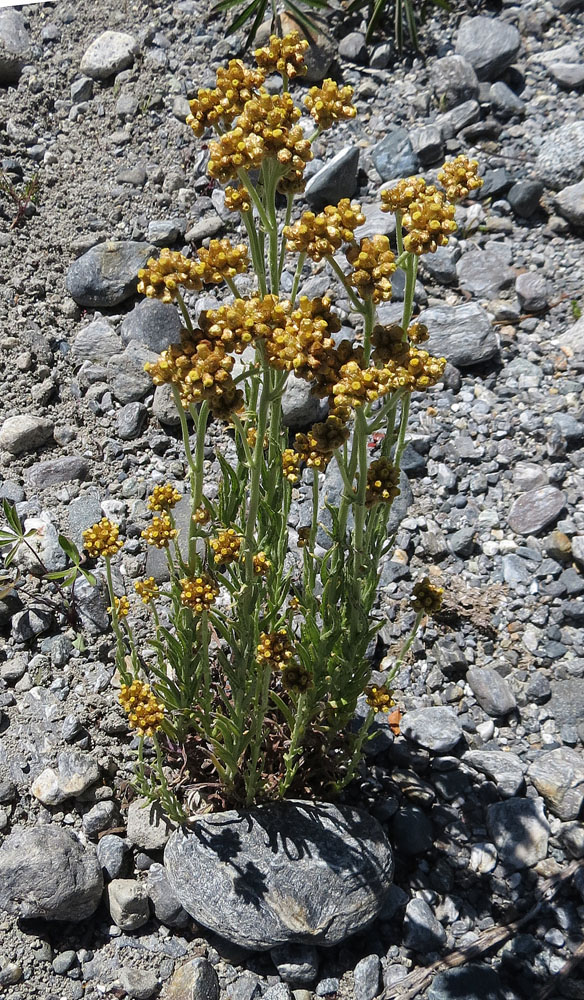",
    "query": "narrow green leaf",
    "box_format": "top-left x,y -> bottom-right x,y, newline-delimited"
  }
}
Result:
226,0 -> 264,36
58,534 -> 81,564
3,501 -> 23,536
